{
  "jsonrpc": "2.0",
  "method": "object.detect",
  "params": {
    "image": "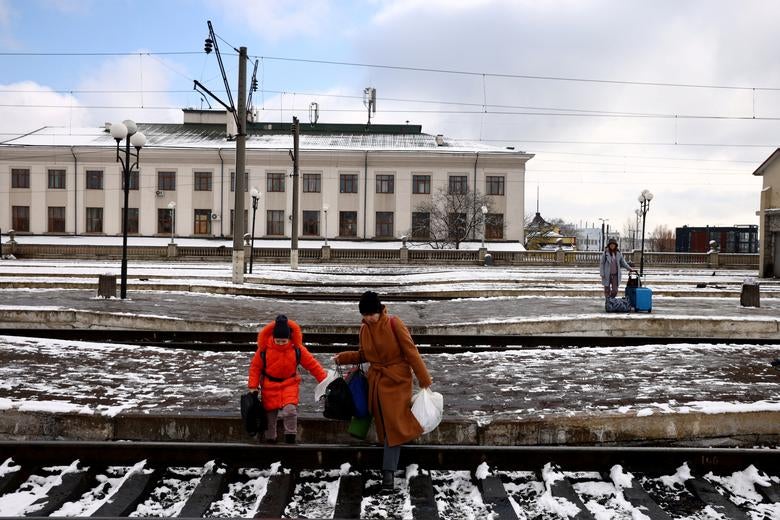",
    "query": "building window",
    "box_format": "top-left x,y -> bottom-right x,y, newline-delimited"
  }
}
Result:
486,213 -> 504,239
267,210 -> 285,236
230,209 -> 249,237
412,175 -> 431,194
11,206 -> 29,232
158,208 -> 173,234
48,206 -> 66,232
48,169 -> 66,189
85,170 -> 103,190
158,171 -> 176,191
303,174 -> 321,193
11,168 -> 30,189
86,207 -> 103,233
127,170 -> 139,190
125,208 -> 139,234
301,210 -> 320,236
194,171 -> 212,191
412,212 -> 430,240
376,212 -> 394,238
340,174 -> 358,193
339,211 -> 358,237
267,172 -> 285,193
194,209 -> 211,235
486,176 -> 505,196
448,175 -> 467,194
376,174 -> 394,194
231,171 -> 249,192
